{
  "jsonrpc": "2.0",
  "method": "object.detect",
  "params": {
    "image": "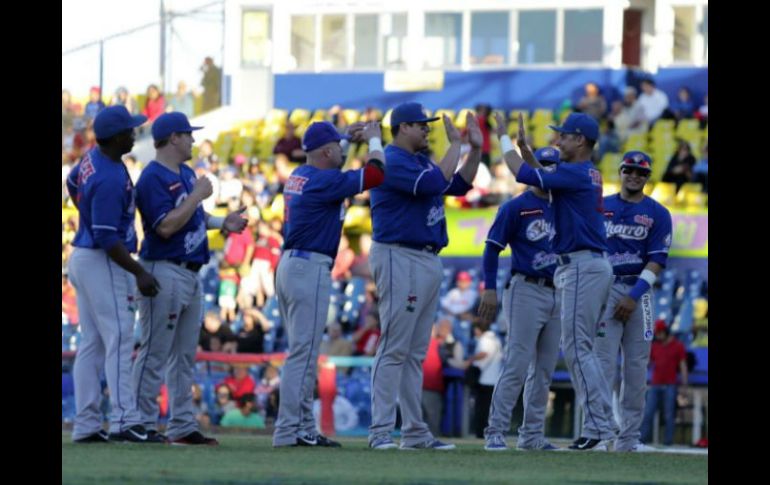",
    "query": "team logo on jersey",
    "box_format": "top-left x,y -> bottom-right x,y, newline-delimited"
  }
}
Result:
406,295 -> 417,313
604,211 -> 615,218
605,221 -> 649,240
588,168 -> 603,187
607,251 -> 643,266
543,164 -> 557,173
168,182 -> 182,192
426,205 -> 445,227
634,214 -> 654,228
525,219 -> 554,242
532,251 -> 558,270
175,192 -> 188,208
184,221 -> 207,254
519,208 -> 544,217
285,175 -> 309,194
78,154 -> 95,185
